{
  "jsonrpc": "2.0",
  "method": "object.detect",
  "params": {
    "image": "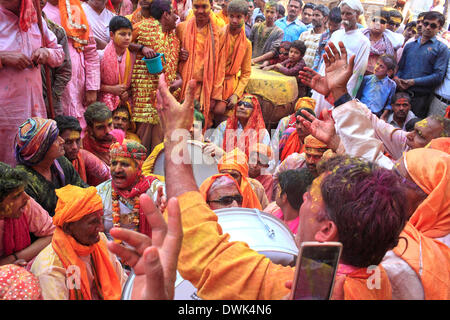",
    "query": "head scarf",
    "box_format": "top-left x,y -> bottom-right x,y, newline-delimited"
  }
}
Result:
59,0 -> 90,52
110,138 -> 147,168
294,97 -> 316,113
404,148 -> 450,238
51,185 -> 121,300
217,149 -> 262,209
19,0 -> 38,32
15,118 -> 59,166
426,137 -> 450,154
339,0 -> 364,15
304,135 -> 328,156
223,94 -> 266,157
0,265 -> 43,300
200,173 -> 242,201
